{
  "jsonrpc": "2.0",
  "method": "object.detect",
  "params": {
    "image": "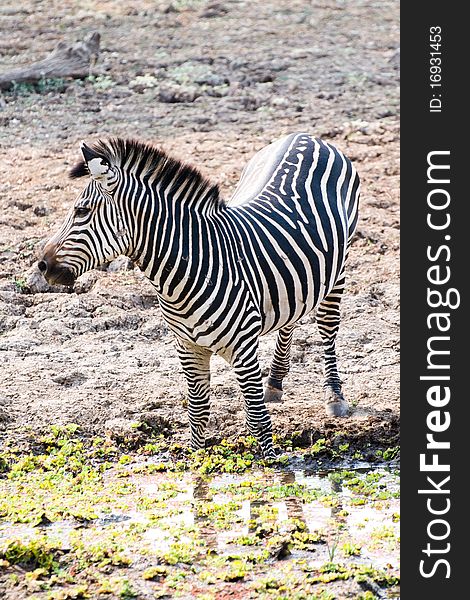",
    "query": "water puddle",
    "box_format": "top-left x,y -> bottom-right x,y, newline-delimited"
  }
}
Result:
194,467 -> 400,569
0,462 -> 400,597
